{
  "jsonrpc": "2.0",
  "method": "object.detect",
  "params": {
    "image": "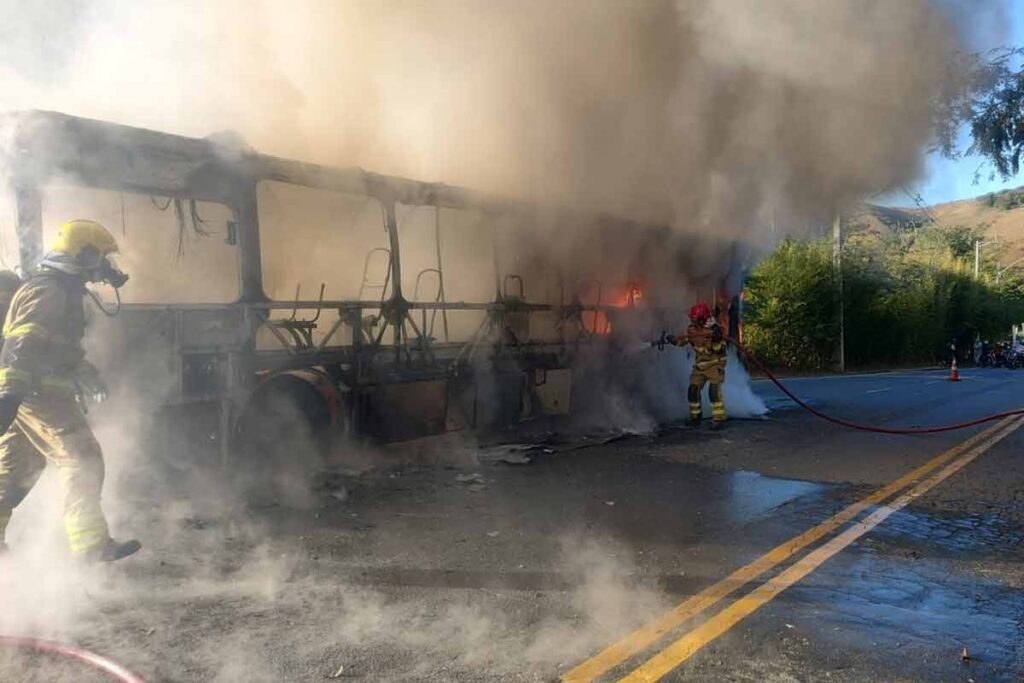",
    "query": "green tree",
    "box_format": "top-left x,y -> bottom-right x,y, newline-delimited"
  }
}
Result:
744,227 -> 1024,369
744,239 -> 836,369
936,47 -> 1024,179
